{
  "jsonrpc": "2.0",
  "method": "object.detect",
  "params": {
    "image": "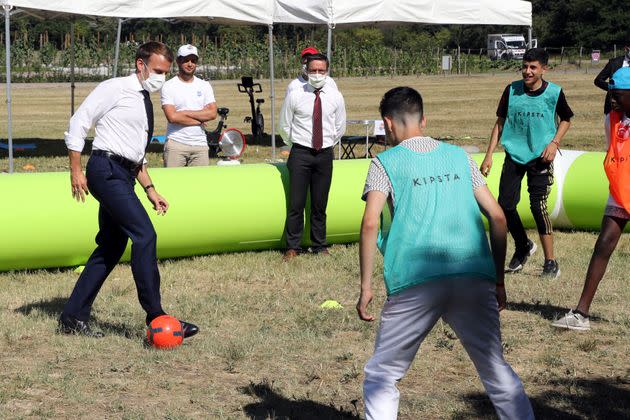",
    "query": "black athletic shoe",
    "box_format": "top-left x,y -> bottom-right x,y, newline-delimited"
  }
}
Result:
58,315 -> 104,338
541,259 -> 561,279
506,239 -> 537,273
